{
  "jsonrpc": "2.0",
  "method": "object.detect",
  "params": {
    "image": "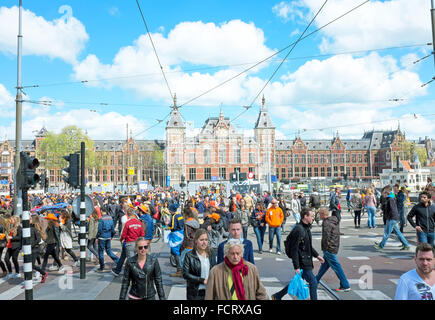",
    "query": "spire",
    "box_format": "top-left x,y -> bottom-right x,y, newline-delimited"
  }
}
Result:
173,93 -> 178,109
167,93 -> 185,128
219,106 -> 224,121
254,95 -> 274,129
